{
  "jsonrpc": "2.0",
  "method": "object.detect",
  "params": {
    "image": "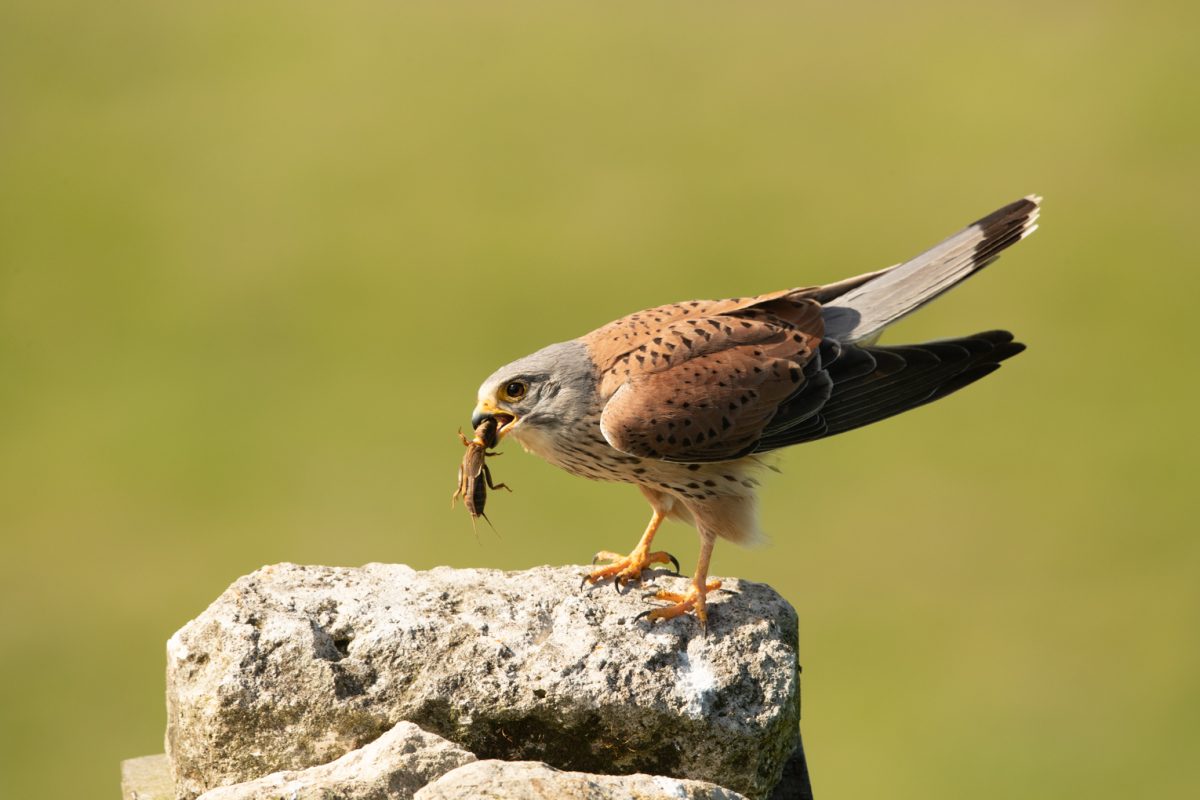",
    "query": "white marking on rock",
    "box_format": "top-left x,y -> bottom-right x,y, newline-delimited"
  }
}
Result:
652,774 -> 692,798
675,649 -> 717,718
